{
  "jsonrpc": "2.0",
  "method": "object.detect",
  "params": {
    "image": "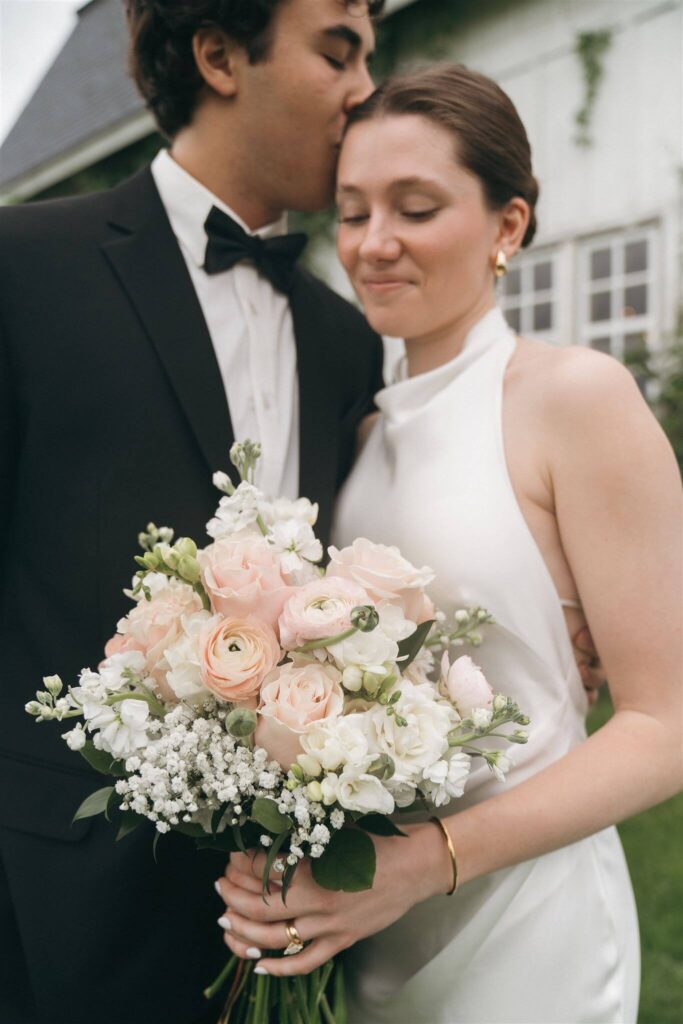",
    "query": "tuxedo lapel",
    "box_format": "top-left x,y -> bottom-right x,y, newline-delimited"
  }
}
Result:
100,168 -> 236,480
289,270 -> 339,532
